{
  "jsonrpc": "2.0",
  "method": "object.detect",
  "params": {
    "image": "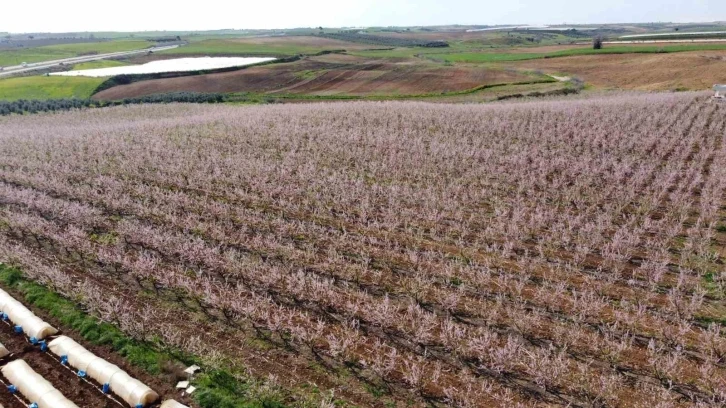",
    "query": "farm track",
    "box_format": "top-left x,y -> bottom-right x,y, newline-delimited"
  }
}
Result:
0,95 -> 725,406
